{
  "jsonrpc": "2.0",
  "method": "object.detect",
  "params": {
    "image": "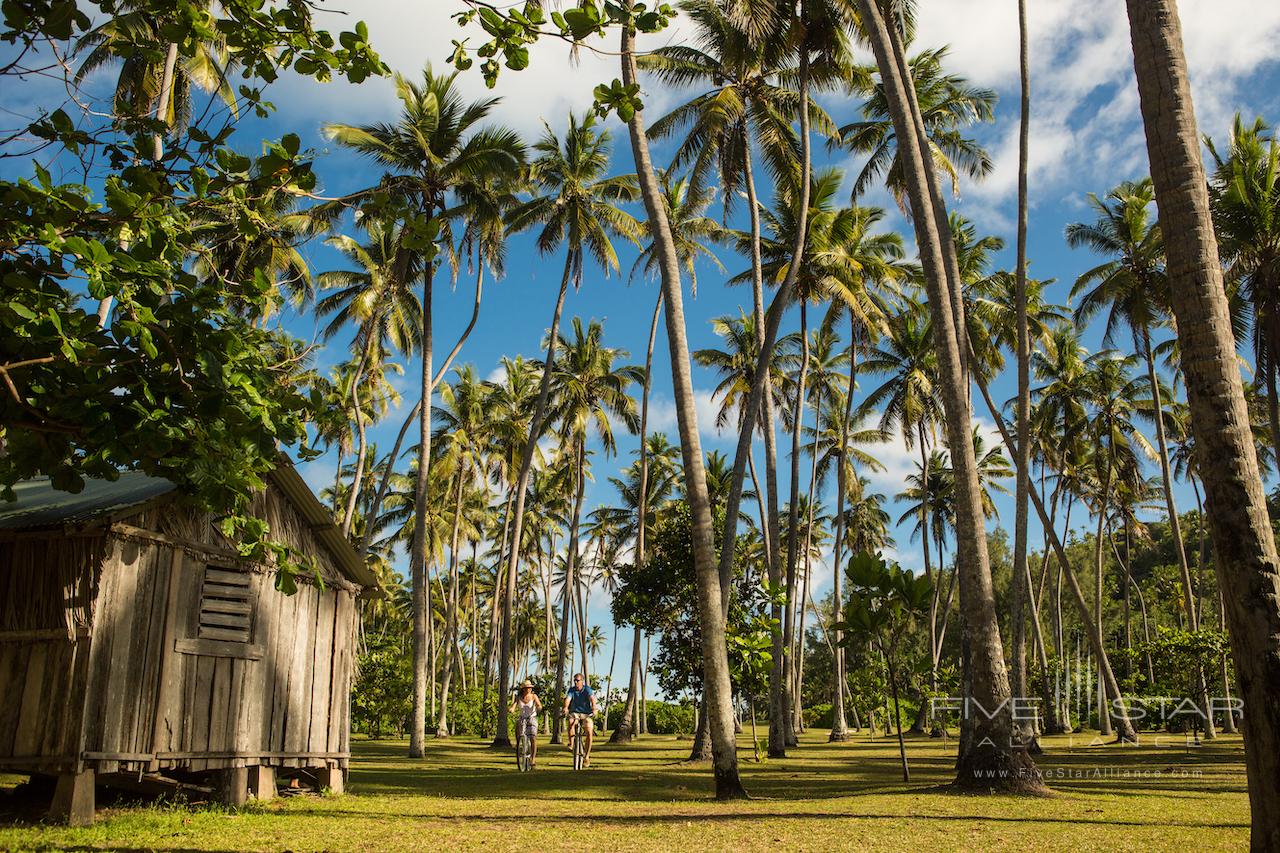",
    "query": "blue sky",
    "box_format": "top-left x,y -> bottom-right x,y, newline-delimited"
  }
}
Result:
10,0 -> 1280,686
